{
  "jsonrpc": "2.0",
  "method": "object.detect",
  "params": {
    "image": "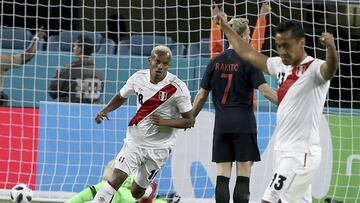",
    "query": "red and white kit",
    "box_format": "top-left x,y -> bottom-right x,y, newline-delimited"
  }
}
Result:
115,69 -> 192,188
263,56 -> 329,202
